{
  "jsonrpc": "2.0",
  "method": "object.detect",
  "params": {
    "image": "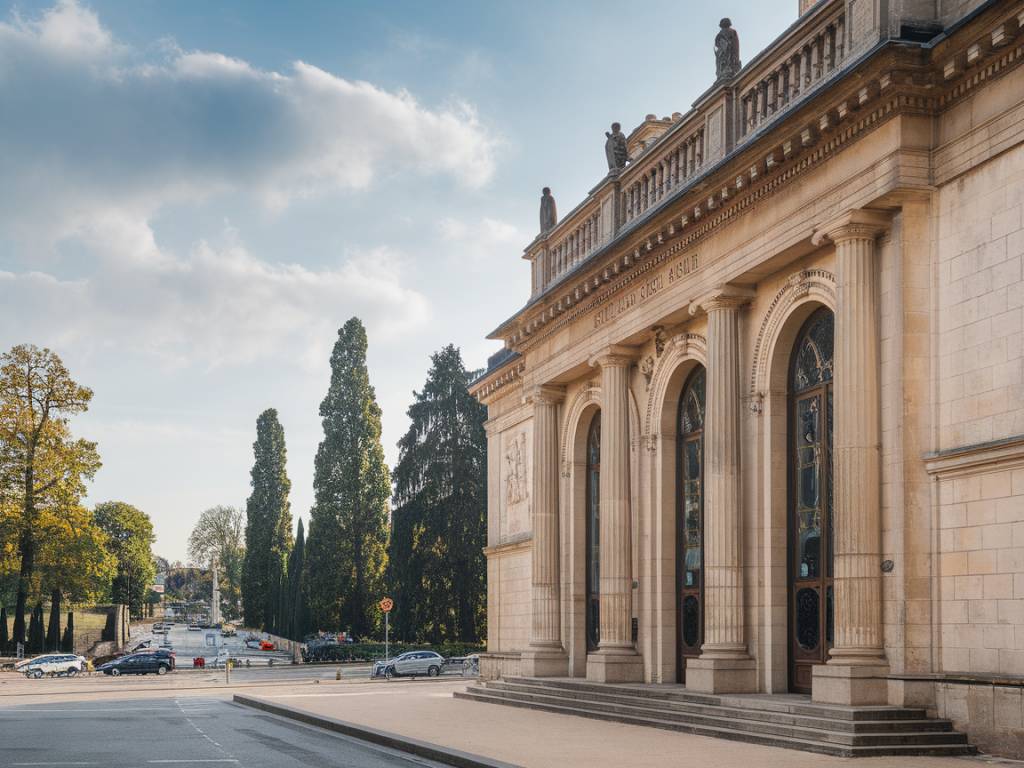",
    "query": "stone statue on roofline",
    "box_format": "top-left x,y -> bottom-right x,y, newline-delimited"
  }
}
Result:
715,18 -> 741,80
605,122 -> 628,173
540,187 -> 557,234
